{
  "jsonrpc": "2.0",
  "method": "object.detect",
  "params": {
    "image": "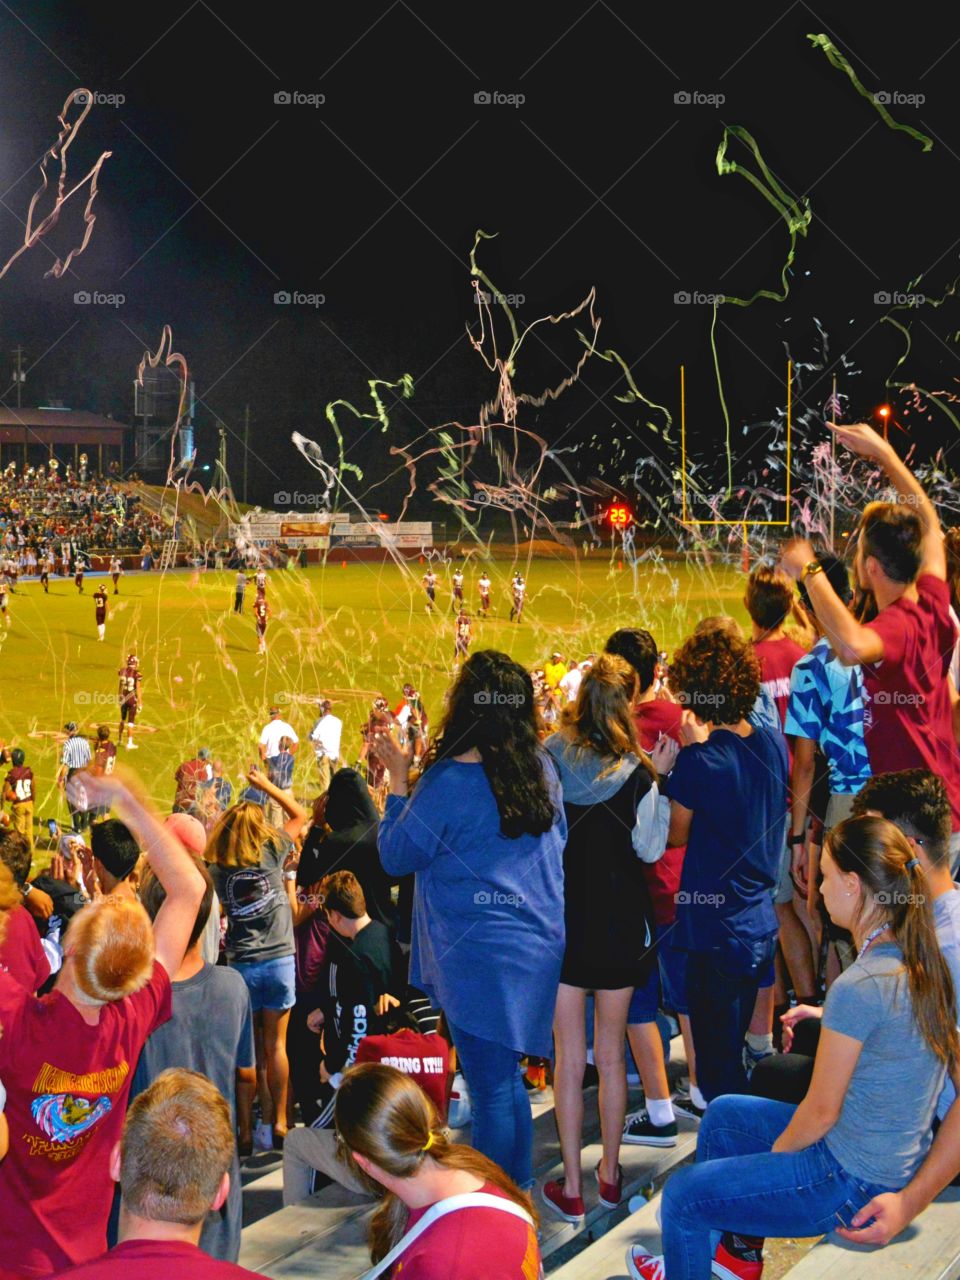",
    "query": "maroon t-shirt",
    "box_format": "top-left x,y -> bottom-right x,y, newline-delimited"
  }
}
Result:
753,636 -> 807,730
634,700 -> 685,927
50,1239 -> 264,1280
397,1181 -> 540,1279
864,575 -> 960,830
0,905 -> 50,992
0,966 -> 172,1276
